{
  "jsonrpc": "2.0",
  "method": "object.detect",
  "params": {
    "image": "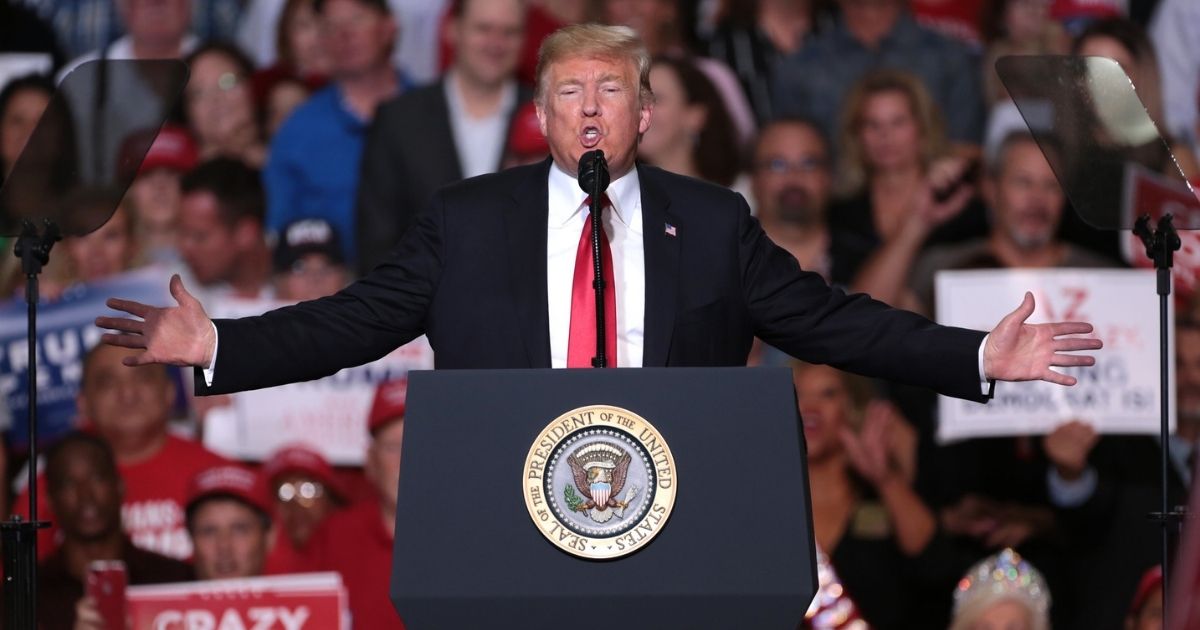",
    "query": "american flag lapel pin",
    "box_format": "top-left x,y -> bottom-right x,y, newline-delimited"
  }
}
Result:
664,223 -> 677,237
